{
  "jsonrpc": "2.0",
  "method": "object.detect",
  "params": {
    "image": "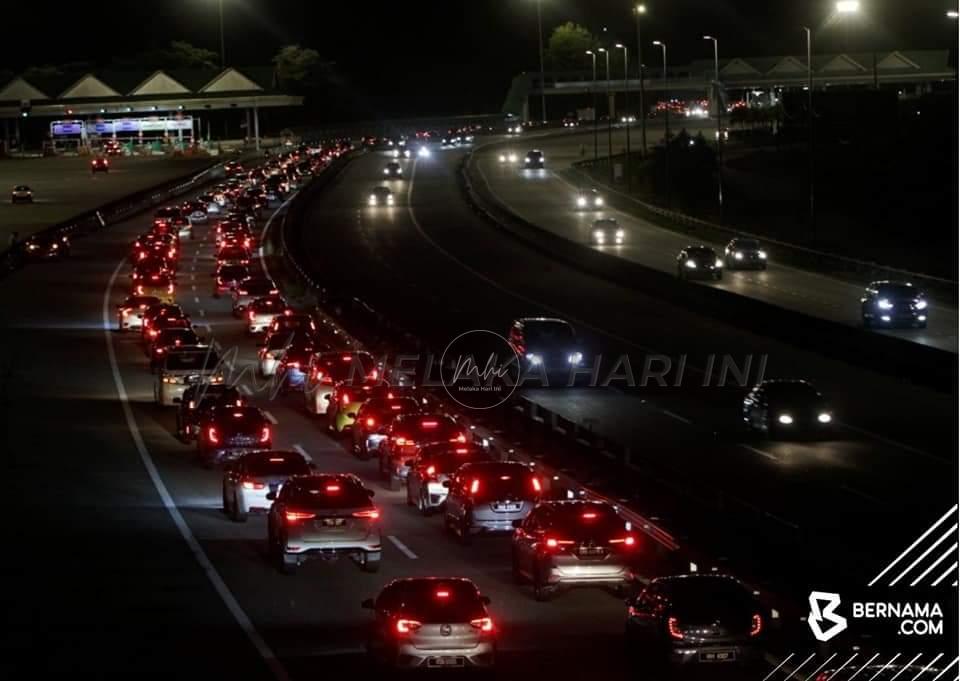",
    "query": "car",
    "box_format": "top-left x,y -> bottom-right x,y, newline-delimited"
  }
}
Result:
131,254 -> 176,281
267,473 -> 381,574
742,379 -> 833,437
257,330 -> 305,378
368,186 -> 395,206
216,245 -> 252,266
90,157 -> 109,173
861,280 -> 929,328
275,342 -> 318,394
140,303 -> 186,341
723,238 -> 767,270
246,296 -> 288,334
507,317 -> 584,377
383,161 -> 403,178
154,346 -> 224,406
523,150 -> 544,169
222,449 -> 312,522
575,188 -> 605,210
350,393 -> 424,458
443,461 -> 542,545
134,272 -> 175,303
562,117 -> 580,128
147,327 -> 201,369
182,200 -> 208,224
153,206 -> 181,230
268,312 -> 317,337
103,140 -> 123,156
591,218 -> 625,246
22,233 -> 70,260
303,350 -> 378,416
196,404 -> 272,466
677,245 -> 723,281
175,384 -> 244,441
225,160 -> 244,176
171,215 -> 192,240
232,277 -> 278,316
11,185 -> 33,203
812,663 -> 943,681
405,443 -> 487,514
378,413 -> 467,489
511,500 -> 638,601
116,295 -> 162,332
624,574 -> 764,669
212,263 -> 250,298
362,577 -> 496,669
497,151 -> 519,164
326,380 -> 403,434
